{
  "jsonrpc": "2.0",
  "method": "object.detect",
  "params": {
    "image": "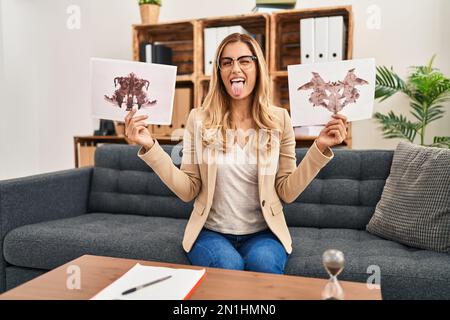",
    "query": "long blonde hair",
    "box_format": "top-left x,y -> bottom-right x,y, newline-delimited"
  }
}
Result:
200,33 -> 280,152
